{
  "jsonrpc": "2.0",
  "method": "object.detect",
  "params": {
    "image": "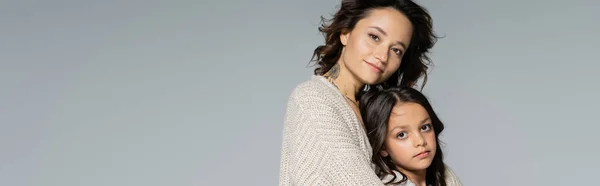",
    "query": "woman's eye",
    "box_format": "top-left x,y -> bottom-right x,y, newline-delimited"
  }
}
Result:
397,132 -> 407,139
392,48 -> 402,56
421,124 -> 432,131
369,34 -> 379,41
